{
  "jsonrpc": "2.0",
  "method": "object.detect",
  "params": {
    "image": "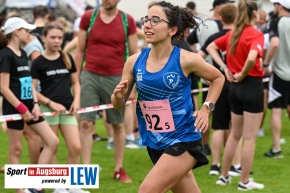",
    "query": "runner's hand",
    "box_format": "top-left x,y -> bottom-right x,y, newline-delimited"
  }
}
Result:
113,80 -> 128,100
193,106 -> 210,133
